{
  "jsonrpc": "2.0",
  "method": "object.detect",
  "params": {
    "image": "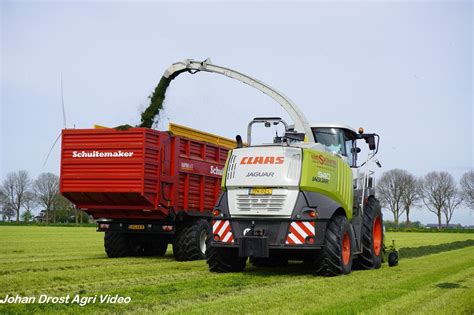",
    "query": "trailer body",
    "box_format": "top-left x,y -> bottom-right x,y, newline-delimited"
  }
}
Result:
60,124 -> 234,260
